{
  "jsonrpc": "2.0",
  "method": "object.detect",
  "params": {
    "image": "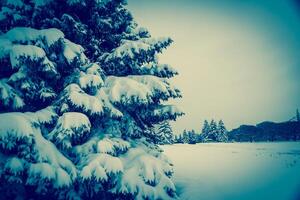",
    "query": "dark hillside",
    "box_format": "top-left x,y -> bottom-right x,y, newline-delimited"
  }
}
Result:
228,121 -> 300,142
